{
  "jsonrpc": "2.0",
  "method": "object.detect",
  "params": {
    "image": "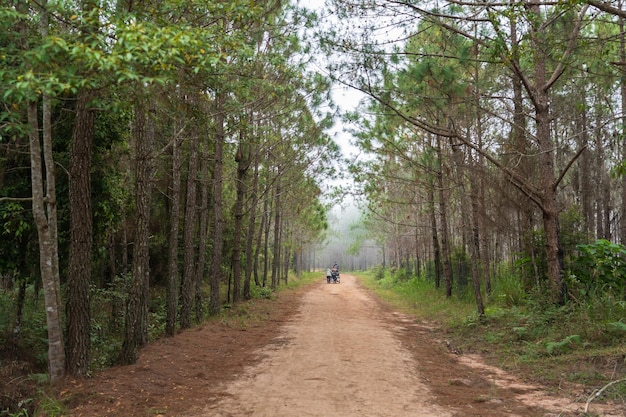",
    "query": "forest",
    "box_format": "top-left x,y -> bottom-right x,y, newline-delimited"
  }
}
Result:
0,0 -> 342,391
1,0 -> 626,413
323,1 -> 626,313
